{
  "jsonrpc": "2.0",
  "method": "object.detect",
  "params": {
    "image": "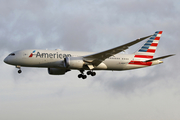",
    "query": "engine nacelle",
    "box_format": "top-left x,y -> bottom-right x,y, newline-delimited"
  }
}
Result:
48,68 -> 69,75
64,57 -> 84,69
